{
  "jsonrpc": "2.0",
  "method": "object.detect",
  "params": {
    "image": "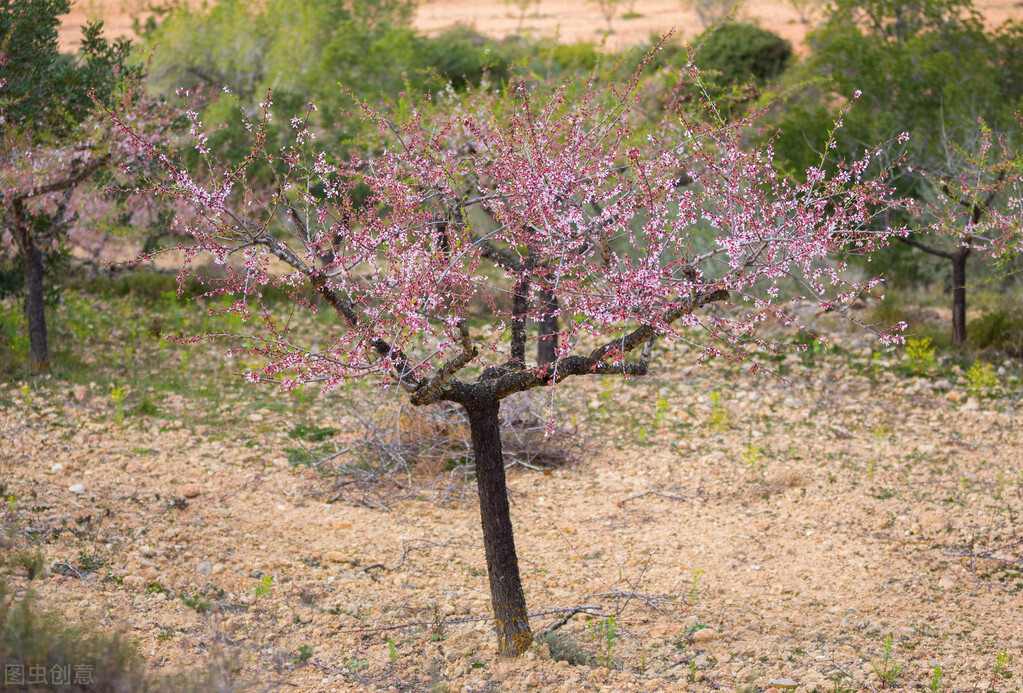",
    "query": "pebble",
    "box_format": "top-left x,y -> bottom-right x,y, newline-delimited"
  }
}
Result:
181,484 -> 201,498
195,560 -> 213,575
69,483 -> 85,494
51,463 -> 63,473
770,678 -> 797,690
692,628 -> 718,644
